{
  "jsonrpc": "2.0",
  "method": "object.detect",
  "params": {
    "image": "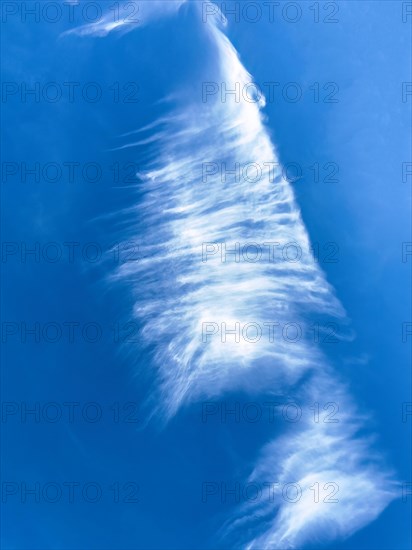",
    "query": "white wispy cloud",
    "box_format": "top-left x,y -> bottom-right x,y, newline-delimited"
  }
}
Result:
229,378 -> 398,549
69,1 -> 398,547
112,5 -> 344,415
63,0 -> 186,37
